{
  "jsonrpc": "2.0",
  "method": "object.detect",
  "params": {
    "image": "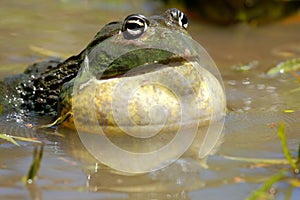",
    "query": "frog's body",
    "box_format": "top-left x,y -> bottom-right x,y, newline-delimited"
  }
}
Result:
2,21 -> 123,115
1,9 -> 225,136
